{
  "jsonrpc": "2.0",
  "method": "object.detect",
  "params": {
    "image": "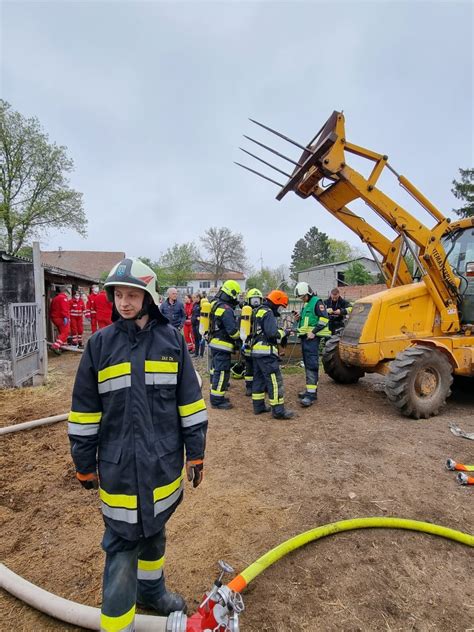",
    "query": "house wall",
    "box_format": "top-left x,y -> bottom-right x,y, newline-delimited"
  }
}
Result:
298,268 -> 337,299
185,278 -> 247,296
298,259 -> 381,298
0,261 -> 36,387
